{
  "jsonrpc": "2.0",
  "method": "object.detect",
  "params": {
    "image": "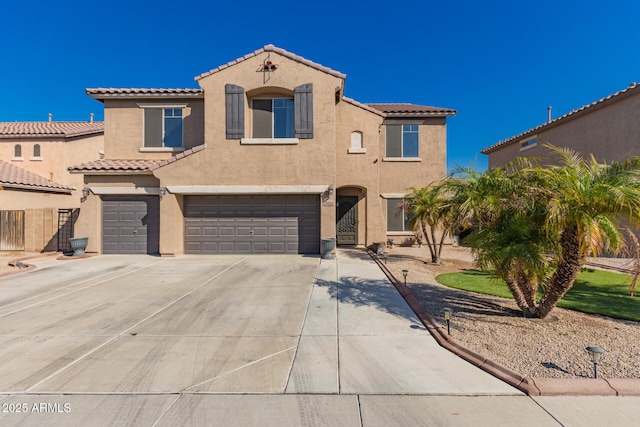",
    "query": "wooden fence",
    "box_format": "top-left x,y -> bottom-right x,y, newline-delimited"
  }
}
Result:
0,210 -> 25,251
